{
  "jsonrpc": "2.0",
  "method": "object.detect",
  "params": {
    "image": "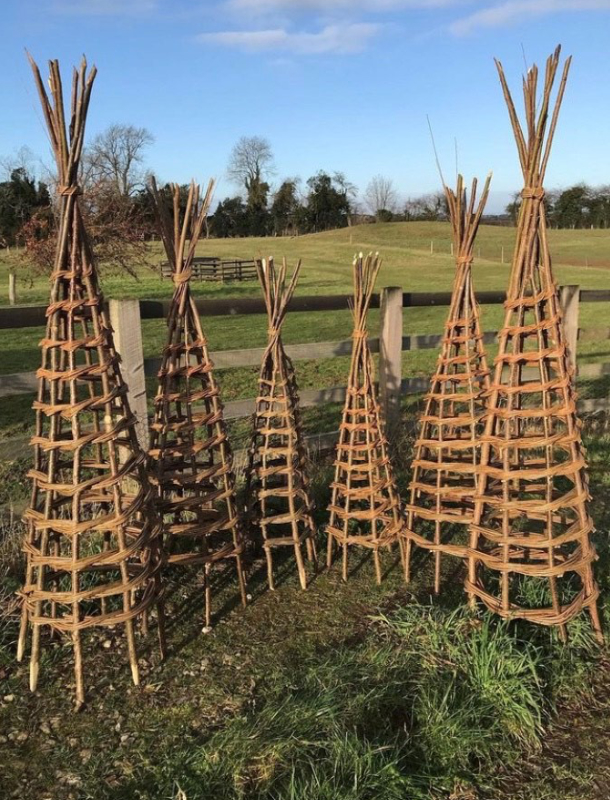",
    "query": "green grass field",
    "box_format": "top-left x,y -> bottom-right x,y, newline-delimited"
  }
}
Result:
1,221 -> 610,799
3,220 -> 610,305
1,221 -> 610,445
